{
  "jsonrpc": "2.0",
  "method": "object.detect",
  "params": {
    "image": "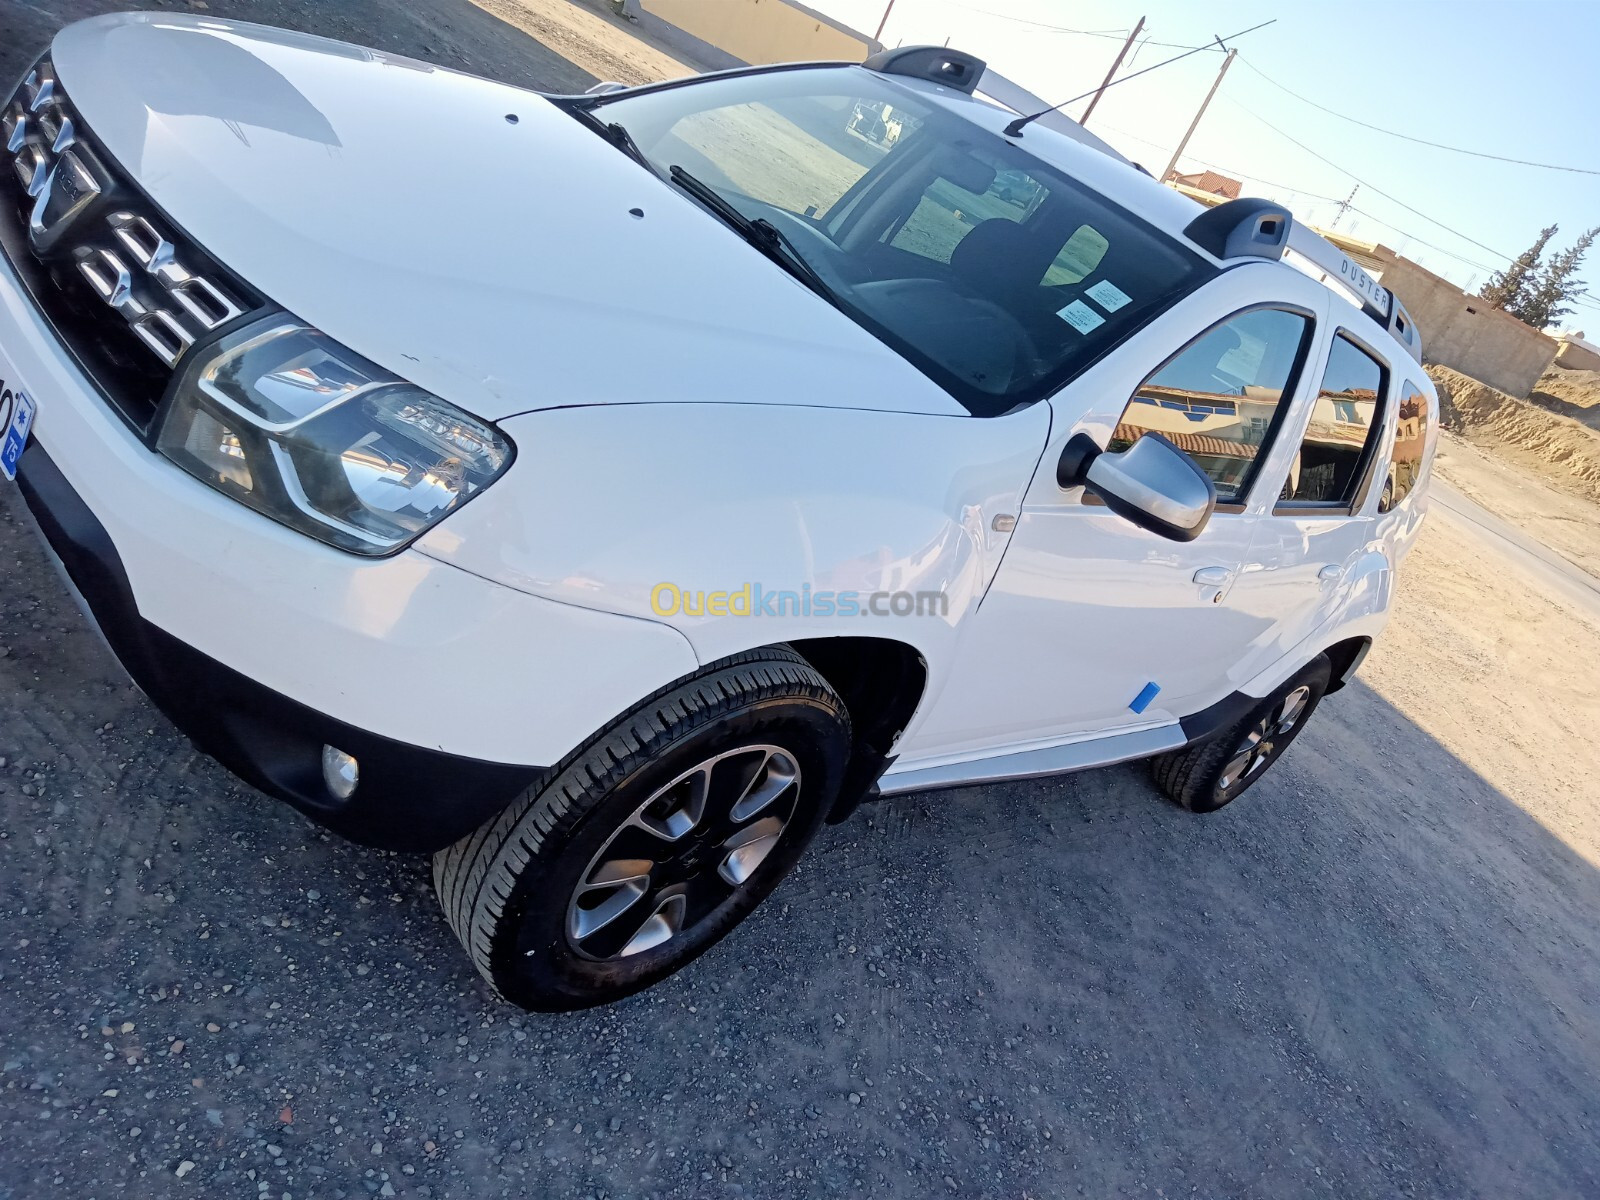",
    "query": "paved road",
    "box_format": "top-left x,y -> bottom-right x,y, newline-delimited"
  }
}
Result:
1433,479 -> 1600,618
5,4 -> 1600,1198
